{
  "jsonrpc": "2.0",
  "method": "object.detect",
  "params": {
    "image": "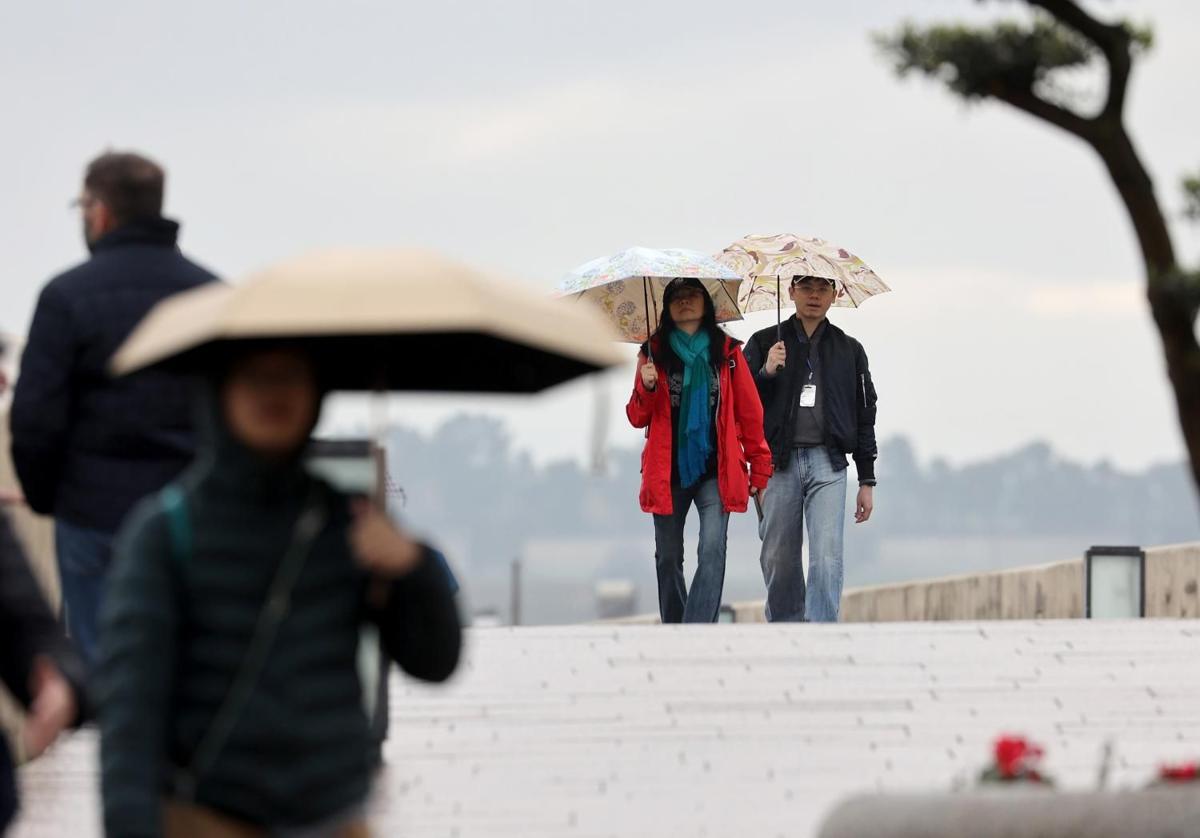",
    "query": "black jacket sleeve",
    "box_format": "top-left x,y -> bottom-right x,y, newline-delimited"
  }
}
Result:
853,343 -> 879,483
368,547 -> 462,684
96,503 -> 177,838
10,284 -> 77,516
0,511 -> 88,715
